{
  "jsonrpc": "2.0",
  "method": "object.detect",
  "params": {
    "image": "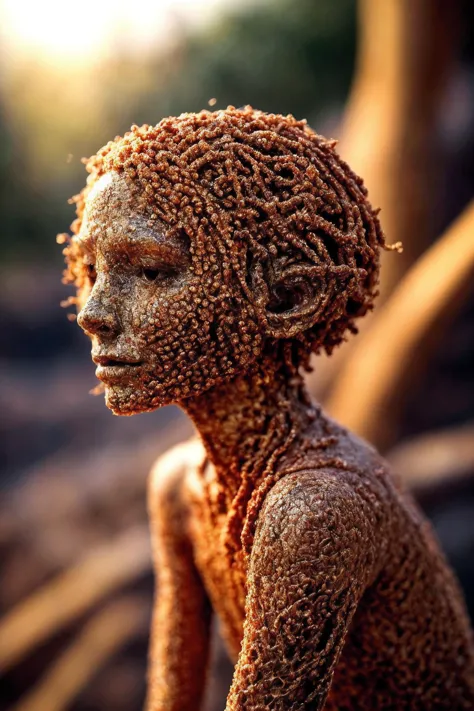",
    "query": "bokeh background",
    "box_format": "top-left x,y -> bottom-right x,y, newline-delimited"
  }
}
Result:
1,0 -> 474,709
